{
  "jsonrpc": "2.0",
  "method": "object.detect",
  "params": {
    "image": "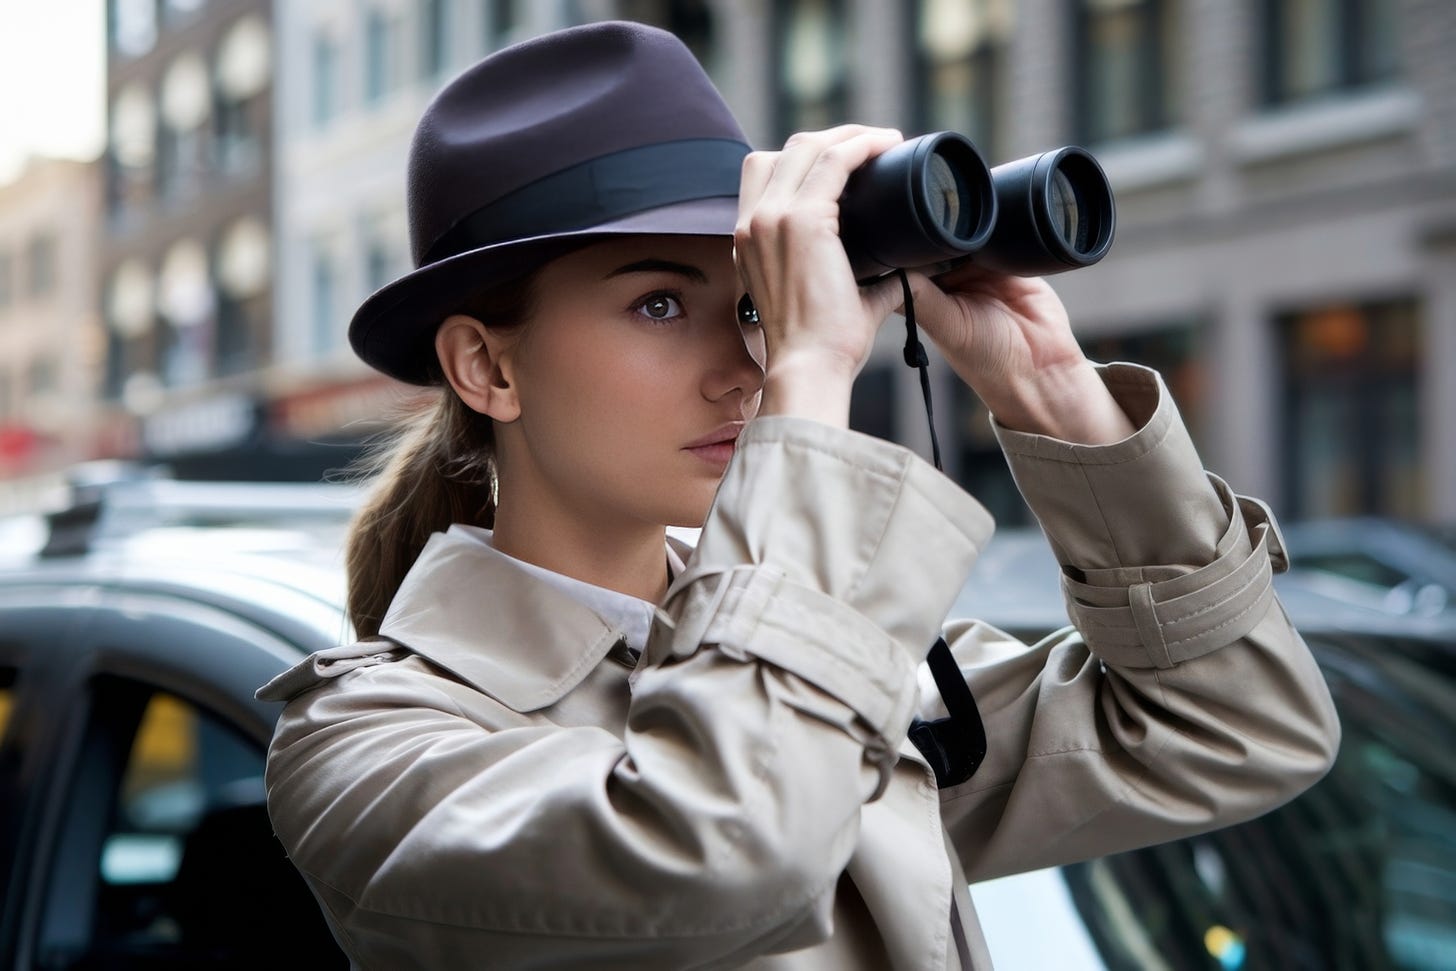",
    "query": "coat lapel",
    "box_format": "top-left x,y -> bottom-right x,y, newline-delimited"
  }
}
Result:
379,526 -> 623,712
